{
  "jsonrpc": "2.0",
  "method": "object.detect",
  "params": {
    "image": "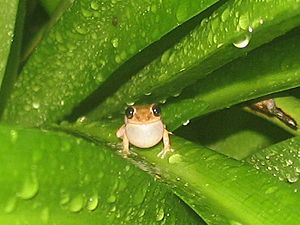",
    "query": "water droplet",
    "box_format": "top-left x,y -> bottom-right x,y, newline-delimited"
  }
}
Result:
32,102 -> 40,109
126,102 -> 135,106
75,25 -> 88,34
89,1 -> 99,11
217,43 -> 224,48
60,192 -> 70,205
69,195 -> 85,213
161,50 -> 170,64
87,193 -> 99,211
32,85 -> 40,92
232,33 -> 251,48
115,55 -> 122,63
133,187 -> 147,205
41,207 -> 50,224
138,208 -> 145,217
221,8 -> 230,22
287,174 -> 299,183
176,3 -> 188,22
229,220 -> 243,225
119,51 -> 127,61
4,197 -> 17,213
211,18 -> 220,33
76,116 -> 87,123
159,99 -> 166,104
259,19 -> 264,24
265,186 -> 278,194
172,92 -> 181,97
182,120 -> 190,126
156,208 -> 165,221
125,165 -> 130,171
238,14 -> 250,30
107,195 -> 117,203
10,129 -> 18,143
110,206 -> 117,212
286,159 -> 293,166
168,154 -> 183,164
81,8 -> 92,18
111,38 -> 119,48
18,175 -> 39,200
